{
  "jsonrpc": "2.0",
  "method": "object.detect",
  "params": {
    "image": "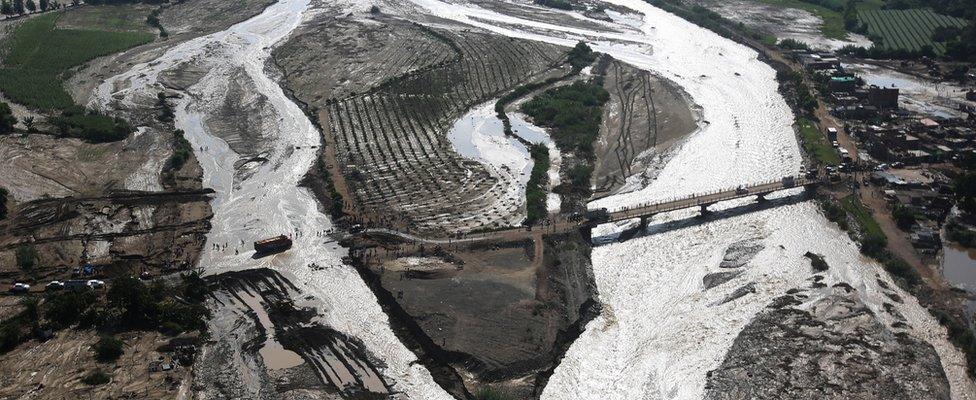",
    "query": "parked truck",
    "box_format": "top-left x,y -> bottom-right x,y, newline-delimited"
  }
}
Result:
254,235 -> 293,254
